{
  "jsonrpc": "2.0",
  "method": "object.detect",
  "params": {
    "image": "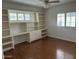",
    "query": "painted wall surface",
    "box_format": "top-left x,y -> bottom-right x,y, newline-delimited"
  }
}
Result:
46,2 -> 76,42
